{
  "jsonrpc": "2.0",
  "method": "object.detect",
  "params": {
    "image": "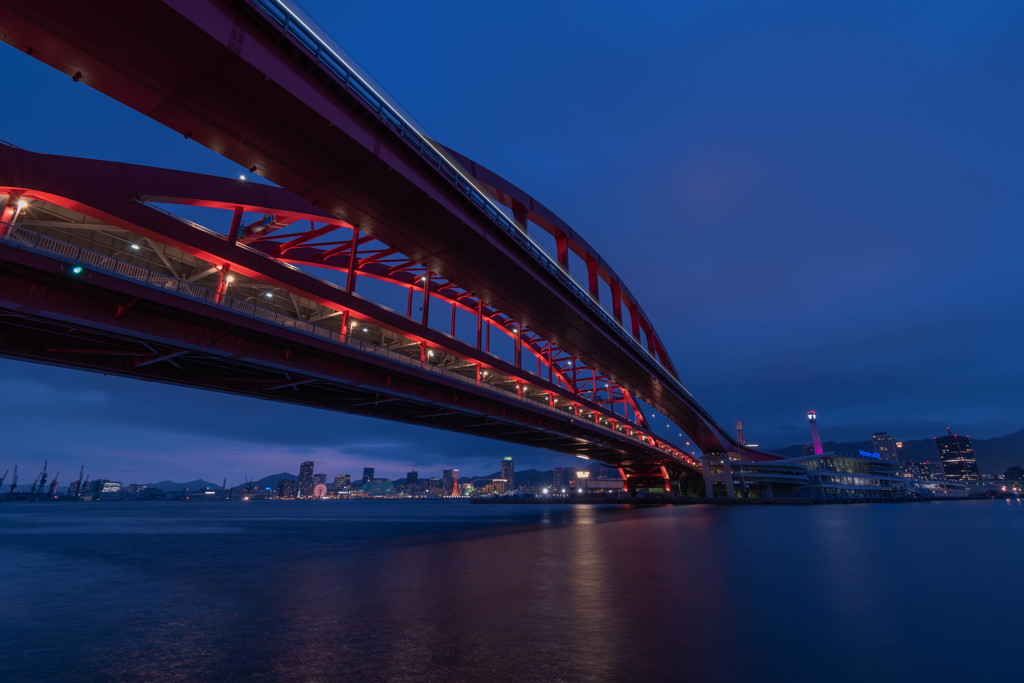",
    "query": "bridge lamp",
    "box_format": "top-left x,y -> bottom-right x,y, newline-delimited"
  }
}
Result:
129,243 -> 141,251
239,174 -> 246,181
265,291 -> 274,299
226,275 -> 235,284
362,327 -> 368,332
70,265 -> 84,276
